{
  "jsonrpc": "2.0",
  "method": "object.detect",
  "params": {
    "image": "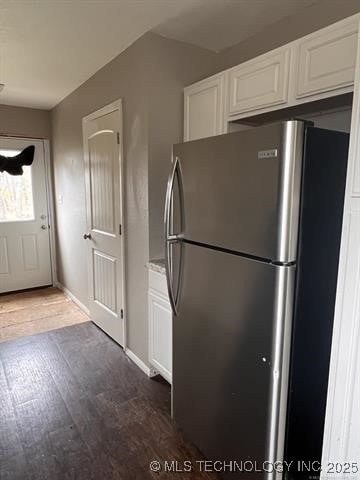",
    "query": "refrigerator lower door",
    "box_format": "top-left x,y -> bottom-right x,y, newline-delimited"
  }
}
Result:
173,242 -> 295,479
